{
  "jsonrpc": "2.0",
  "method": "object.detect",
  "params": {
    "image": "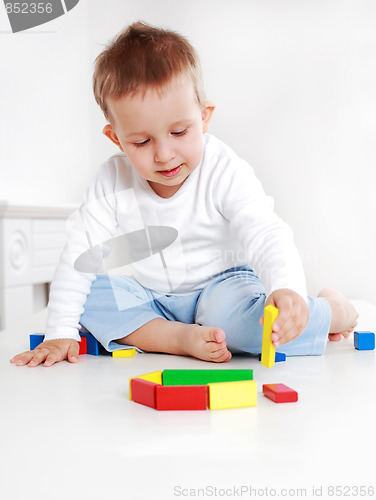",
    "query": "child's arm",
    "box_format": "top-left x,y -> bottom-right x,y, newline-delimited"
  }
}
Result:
44,162 -> 120,344
213,155 -> 308,304
10,339 -> 80,368
260,289 -> 310,346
